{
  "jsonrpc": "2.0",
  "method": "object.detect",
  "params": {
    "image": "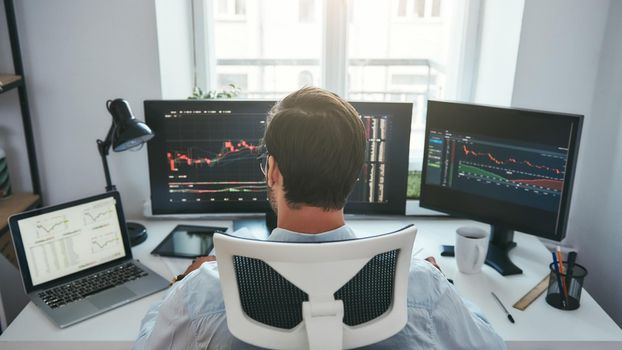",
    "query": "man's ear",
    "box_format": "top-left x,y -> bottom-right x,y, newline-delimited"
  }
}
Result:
267,156 -> 281,187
